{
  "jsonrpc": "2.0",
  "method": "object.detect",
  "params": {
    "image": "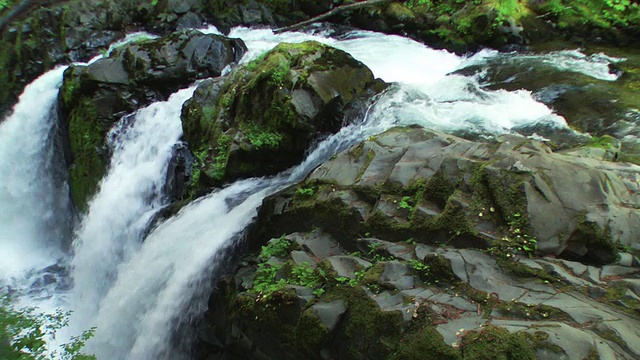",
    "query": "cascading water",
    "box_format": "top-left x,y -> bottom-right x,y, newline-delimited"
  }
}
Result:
0,67 -> 70,303
69,86 -> 196,330
0,24 -> 625,360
